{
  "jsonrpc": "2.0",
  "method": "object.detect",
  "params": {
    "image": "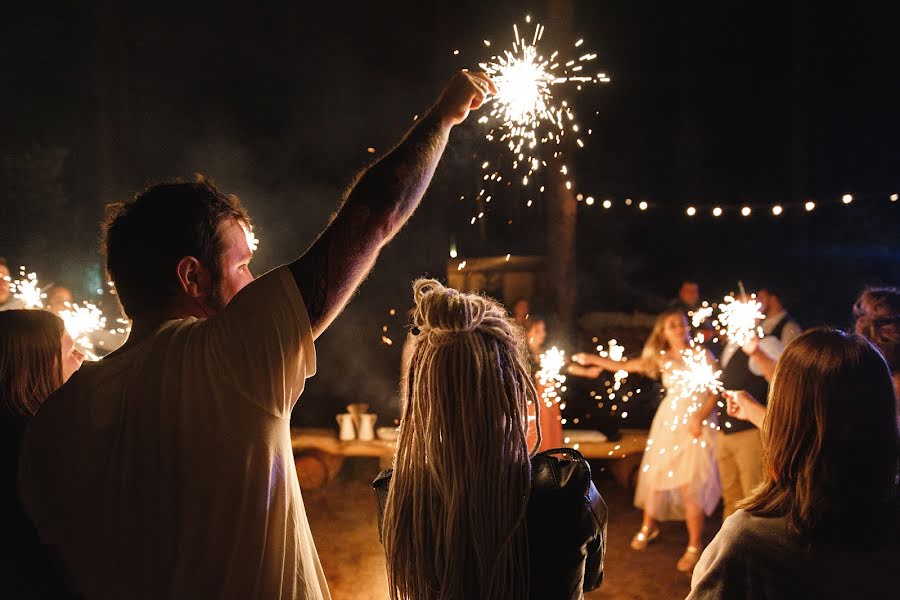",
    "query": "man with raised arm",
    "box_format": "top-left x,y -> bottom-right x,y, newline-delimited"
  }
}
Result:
19,70 -> 496,600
